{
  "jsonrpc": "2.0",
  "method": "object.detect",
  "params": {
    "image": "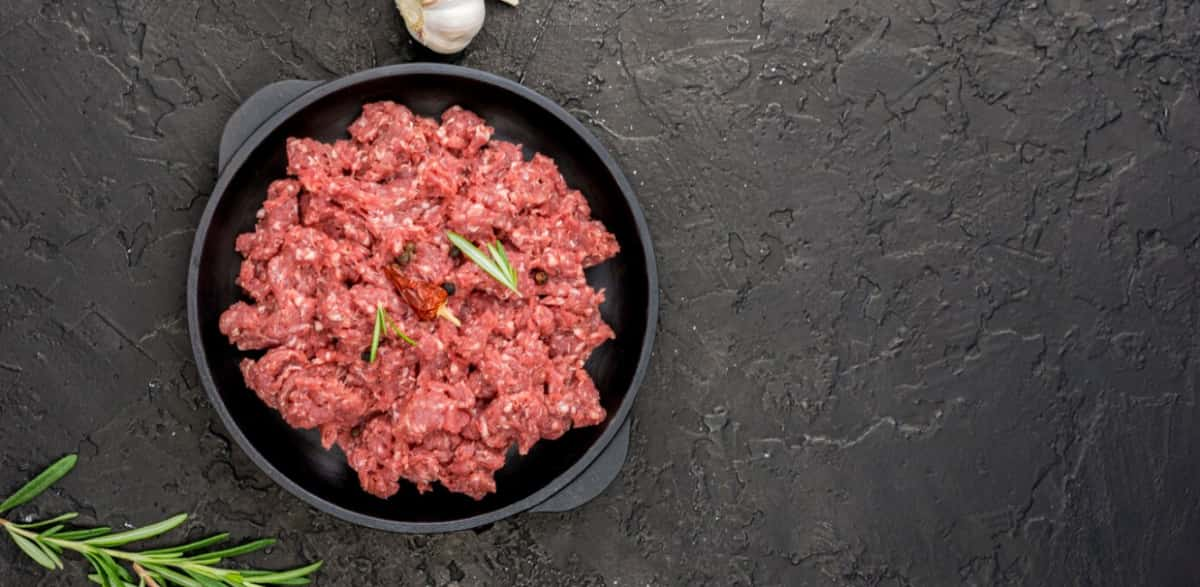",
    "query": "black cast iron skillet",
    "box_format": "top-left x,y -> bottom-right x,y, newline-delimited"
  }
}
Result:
187,64 -> 658,533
